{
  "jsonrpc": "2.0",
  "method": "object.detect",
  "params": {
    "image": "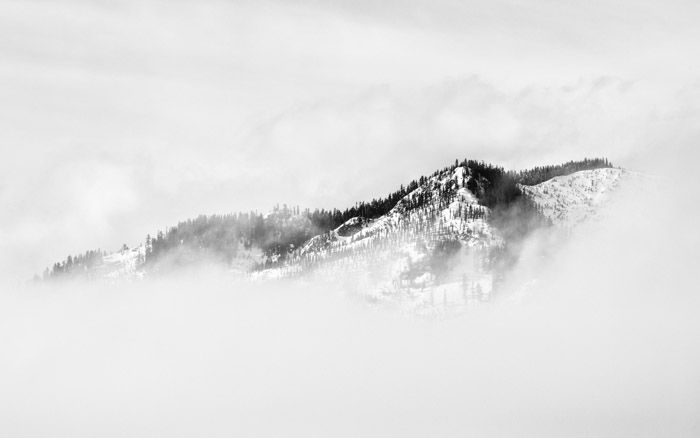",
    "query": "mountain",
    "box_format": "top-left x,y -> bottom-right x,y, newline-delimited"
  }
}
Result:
255,164 -> 508,312
40,158 -> 621,310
